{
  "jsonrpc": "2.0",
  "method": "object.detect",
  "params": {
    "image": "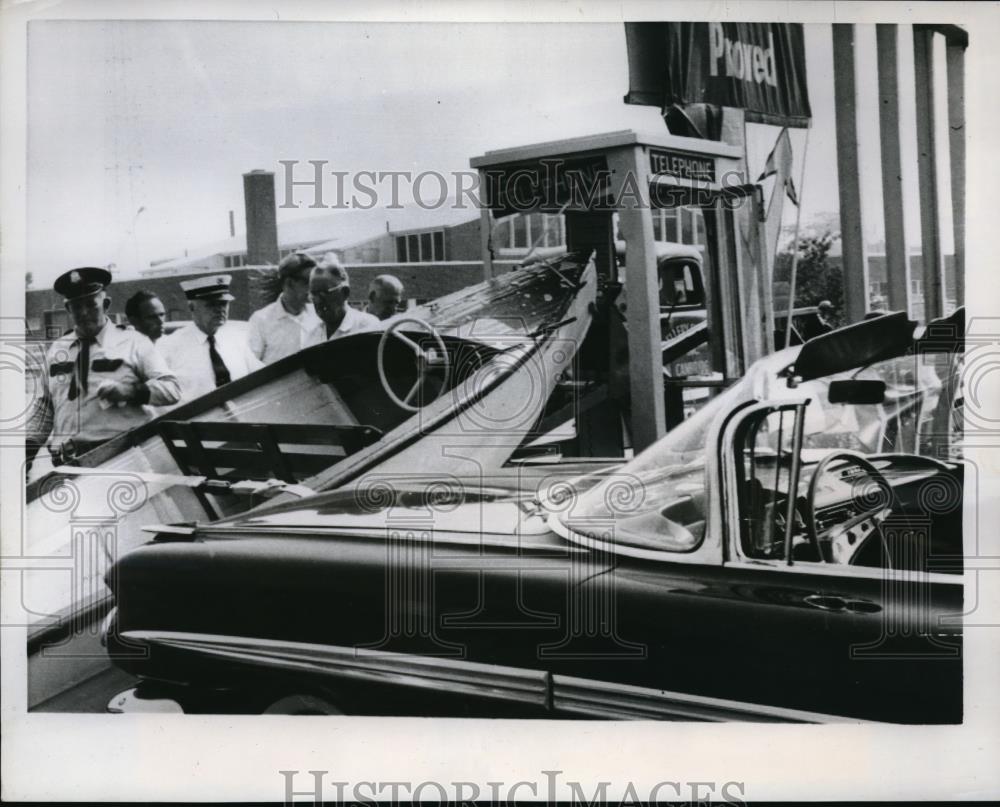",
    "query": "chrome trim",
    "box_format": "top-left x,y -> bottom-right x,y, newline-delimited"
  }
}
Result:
720,398 -> 808,569
196,524 -> 585,556
551,675 -> 874,723
547,514 -> 715,566
119,631 -> 549,707
141,523 -> 196,536
107,687 -> 183,714
722,558 -> 962,586
99,607 -> 117,648
120,630 -> 874,722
